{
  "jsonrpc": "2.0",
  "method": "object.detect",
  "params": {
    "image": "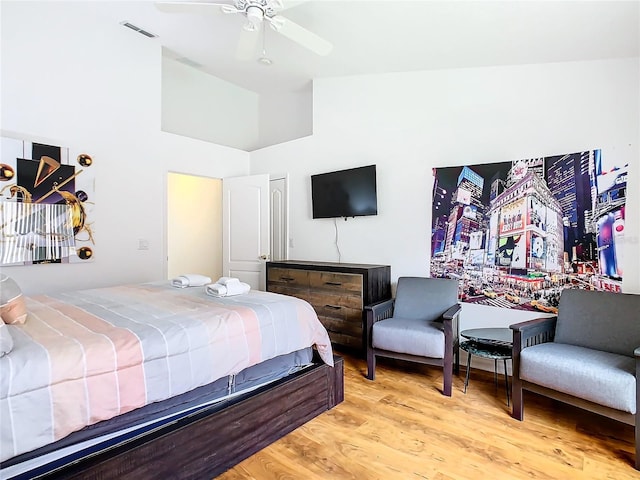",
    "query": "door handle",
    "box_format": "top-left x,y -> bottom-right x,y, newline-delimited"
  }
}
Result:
259,254 -> 270,260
